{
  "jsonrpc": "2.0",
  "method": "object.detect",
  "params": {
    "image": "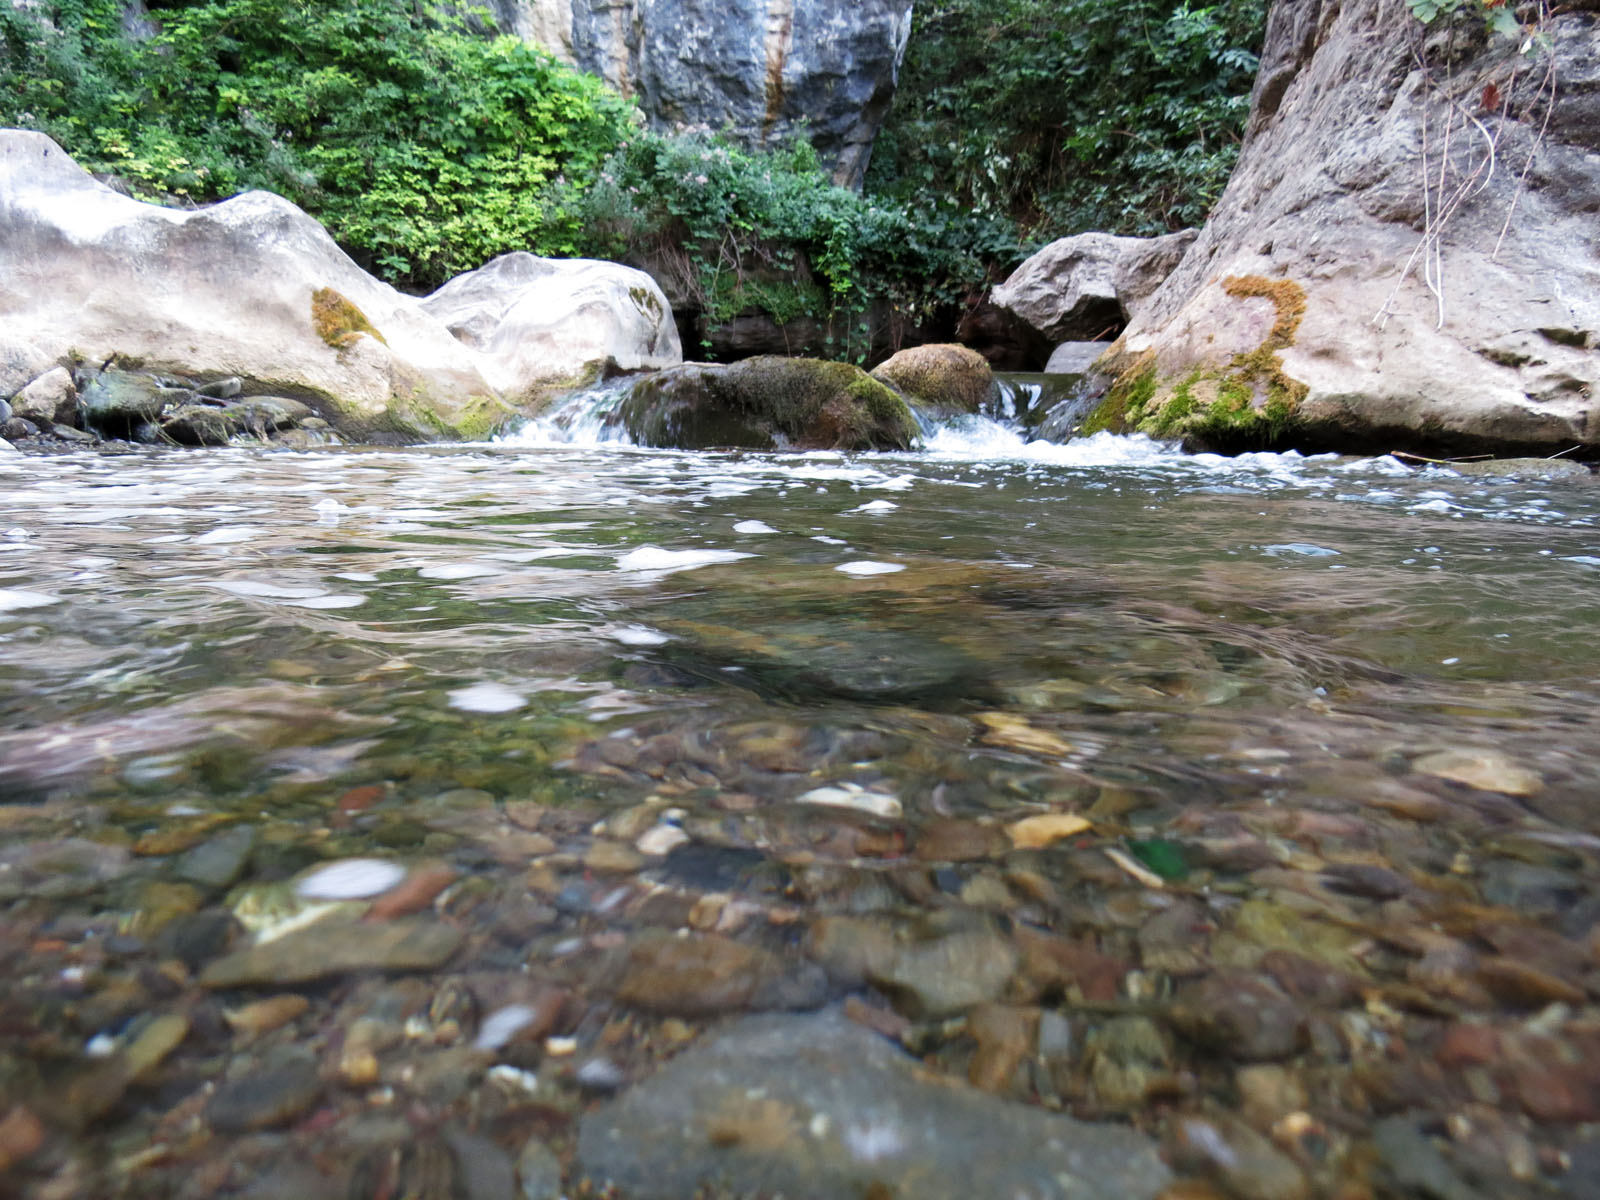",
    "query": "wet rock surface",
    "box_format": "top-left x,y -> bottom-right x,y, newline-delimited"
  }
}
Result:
614,355 -> 919,451
577,1010 -> 1173,1200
